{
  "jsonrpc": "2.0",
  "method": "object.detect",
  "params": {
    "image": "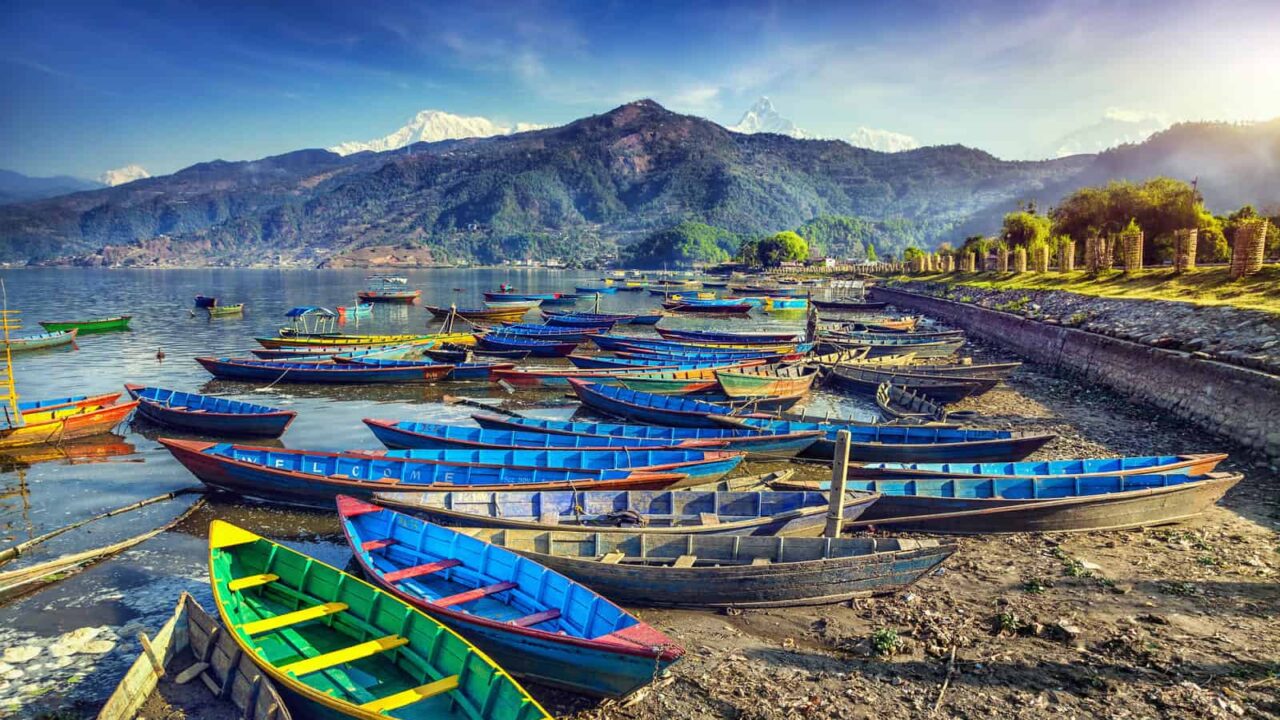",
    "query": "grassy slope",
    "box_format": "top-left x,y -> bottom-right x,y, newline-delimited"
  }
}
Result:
893,266 -> 1280,315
